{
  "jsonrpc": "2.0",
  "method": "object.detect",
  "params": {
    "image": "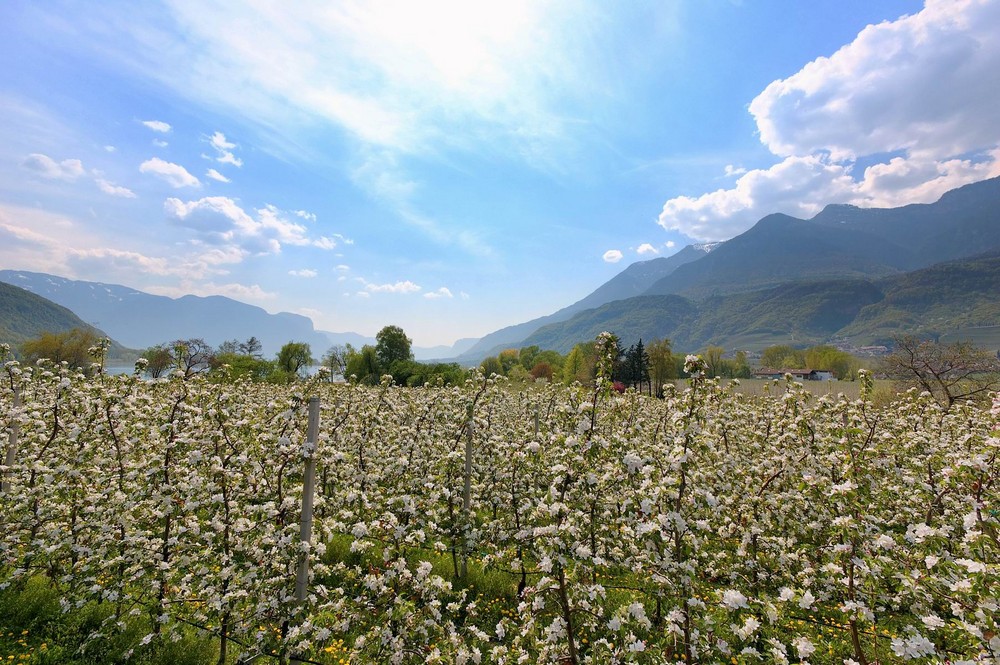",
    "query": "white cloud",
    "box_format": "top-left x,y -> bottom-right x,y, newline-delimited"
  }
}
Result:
207,131 -> 242,167
163,197 -> 336,255
335,264 -> 351,272
750,0 -> 1000,162
95,177 -> 136,198
288,268 -> 318,278
724,164 -> 746,177
665,240 -> 675,248
602,249 -> 623,263
153,139 -> 169,148
142,120 -> 172,133
104,145 -> 116,152
424,286 -> 453,299
636,243 -> 658,255
313,236 -> 337,250
365,280 -> 421,294
355,291 -> 370,298
21,153 -> 85,180
659,0 -> 1000,241
295,210 -> 317,222
140,157 -> 201,188
205,168 -> 230,183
